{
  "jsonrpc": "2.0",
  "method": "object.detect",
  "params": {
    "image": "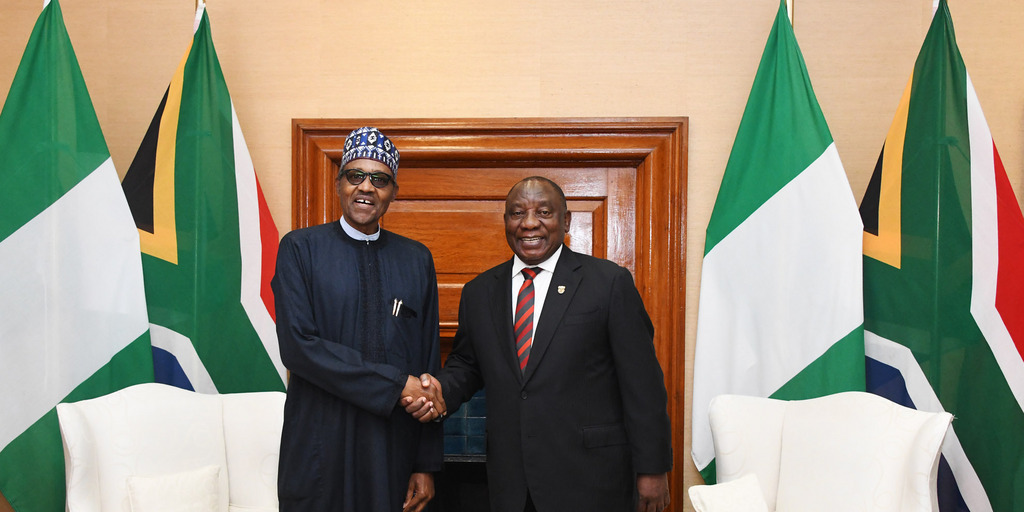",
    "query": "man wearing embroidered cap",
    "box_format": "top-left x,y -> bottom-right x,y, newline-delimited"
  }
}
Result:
272,127 -> 445,512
